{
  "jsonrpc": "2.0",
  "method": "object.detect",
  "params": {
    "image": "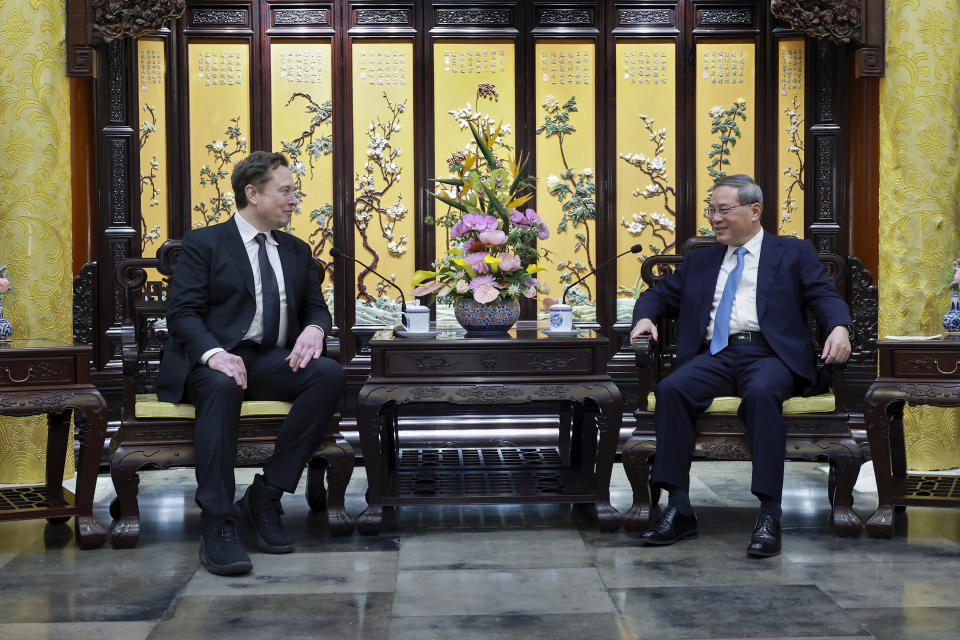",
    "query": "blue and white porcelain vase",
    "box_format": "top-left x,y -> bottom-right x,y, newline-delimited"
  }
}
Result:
0,297 -> 12,340
943,290 -> 960,334
454,297 -> 520,335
